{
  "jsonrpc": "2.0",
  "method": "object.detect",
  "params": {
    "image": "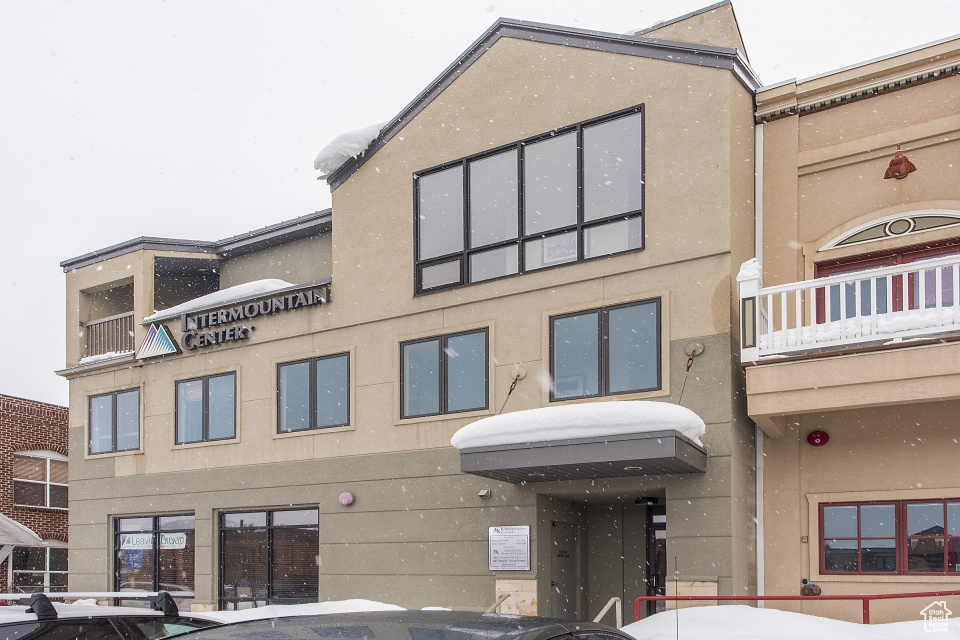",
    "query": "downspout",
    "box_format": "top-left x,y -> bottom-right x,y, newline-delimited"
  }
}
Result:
754,122 -> 765,601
